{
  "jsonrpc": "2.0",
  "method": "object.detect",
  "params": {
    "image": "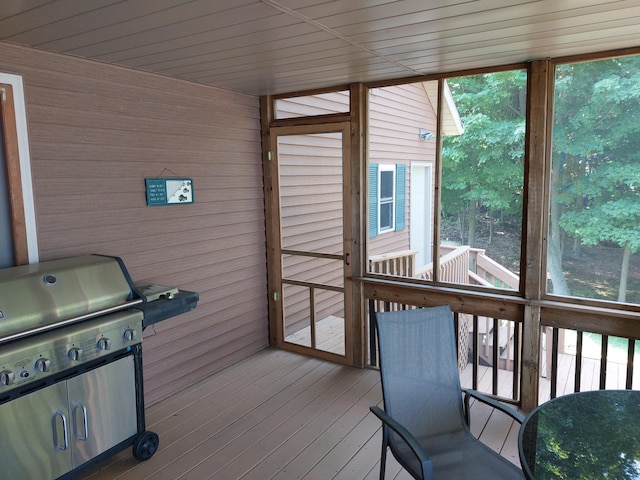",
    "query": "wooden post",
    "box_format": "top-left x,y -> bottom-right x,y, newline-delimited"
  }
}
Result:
520,59 -> 551,411
0,83 -> 29,265
350,83 -> 366,367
